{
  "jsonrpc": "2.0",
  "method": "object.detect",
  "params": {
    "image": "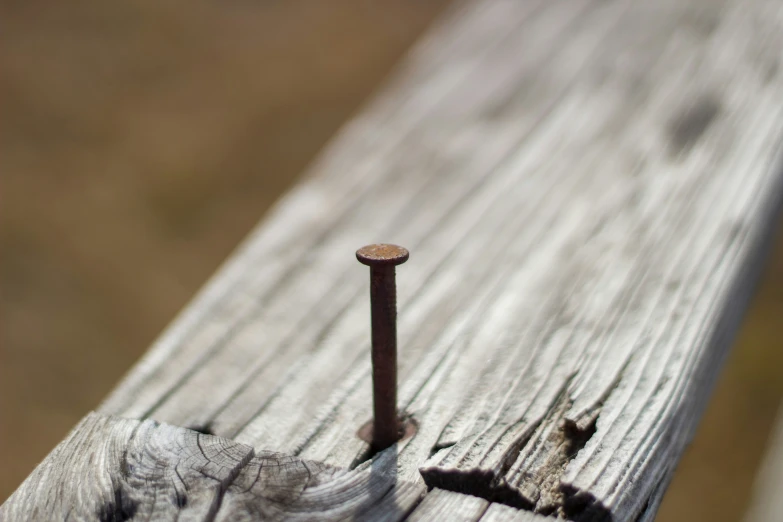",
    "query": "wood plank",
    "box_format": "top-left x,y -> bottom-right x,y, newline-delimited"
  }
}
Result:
404,489 -> 559,522
0,412 -> 424,521
482,503 -> 559,522
407,489 -> 490,522
83,0 -> 783,520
